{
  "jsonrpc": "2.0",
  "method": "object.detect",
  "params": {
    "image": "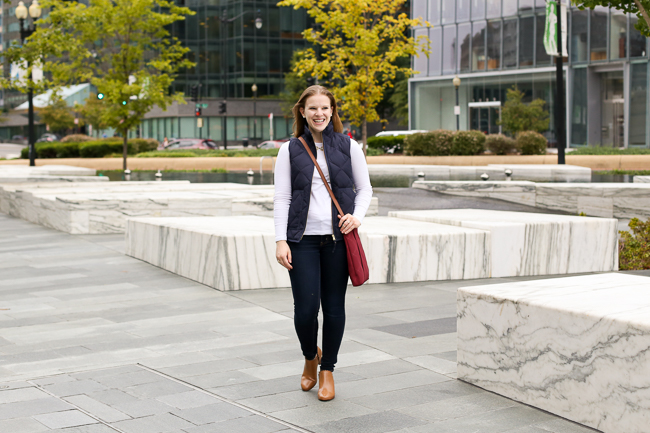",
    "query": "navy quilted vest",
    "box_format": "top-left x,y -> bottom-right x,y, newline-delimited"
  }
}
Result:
286,122 -> 355,242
